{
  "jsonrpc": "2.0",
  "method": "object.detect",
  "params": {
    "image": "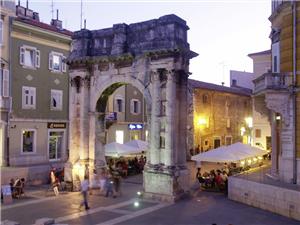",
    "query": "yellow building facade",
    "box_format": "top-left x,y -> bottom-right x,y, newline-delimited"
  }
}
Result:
190,79 -> 252,155
253,0 -> 300,184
